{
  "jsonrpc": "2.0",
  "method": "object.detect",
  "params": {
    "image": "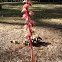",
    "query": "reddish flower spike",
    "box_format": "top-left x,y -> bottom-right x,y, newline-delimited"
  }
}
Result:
22,1 -> 34,62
